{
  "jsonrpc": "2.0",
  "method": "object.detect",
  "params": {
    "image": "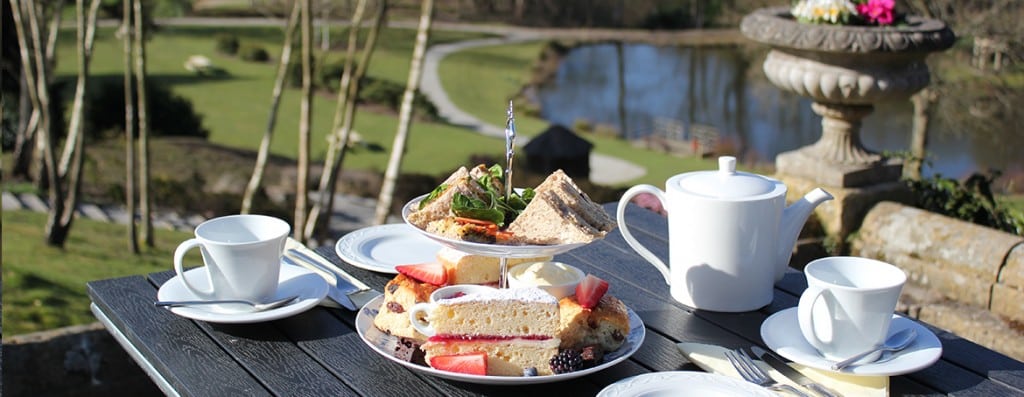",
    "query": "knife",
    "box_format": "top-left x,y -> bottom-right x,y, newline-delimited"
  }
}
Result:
281,254 -> 355,310
751,346 -> 841,397
287,248 -> 382,309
